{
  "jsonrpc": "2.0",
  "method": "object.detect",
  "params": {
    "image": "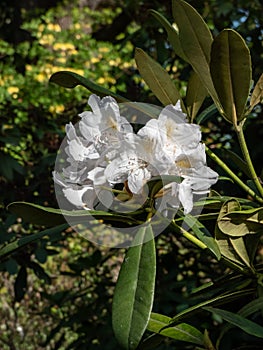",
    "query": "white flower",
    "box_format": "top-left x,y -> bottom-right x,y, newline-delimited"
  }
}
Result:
104,132 -> 160,194
54,95 -> 218,215
54,94 -> 132,209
